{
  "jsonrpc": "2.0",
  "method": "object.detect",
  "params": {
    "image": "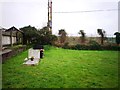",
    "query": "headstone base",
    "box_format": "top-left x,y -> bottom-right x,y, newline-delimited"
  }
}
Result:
23,58 -> 40,66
